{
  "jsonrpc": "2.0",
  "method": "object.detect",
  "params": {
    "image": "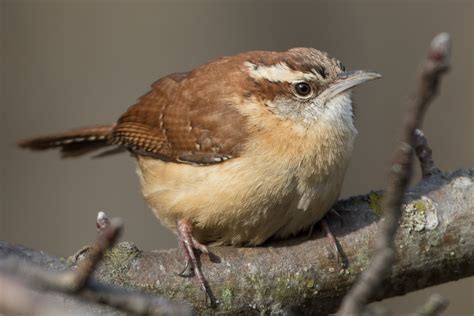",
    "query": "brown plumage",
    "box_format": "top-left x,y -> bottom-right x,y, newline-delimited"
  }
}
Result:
18,125 -> 115,157
111,67 -> 248,164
